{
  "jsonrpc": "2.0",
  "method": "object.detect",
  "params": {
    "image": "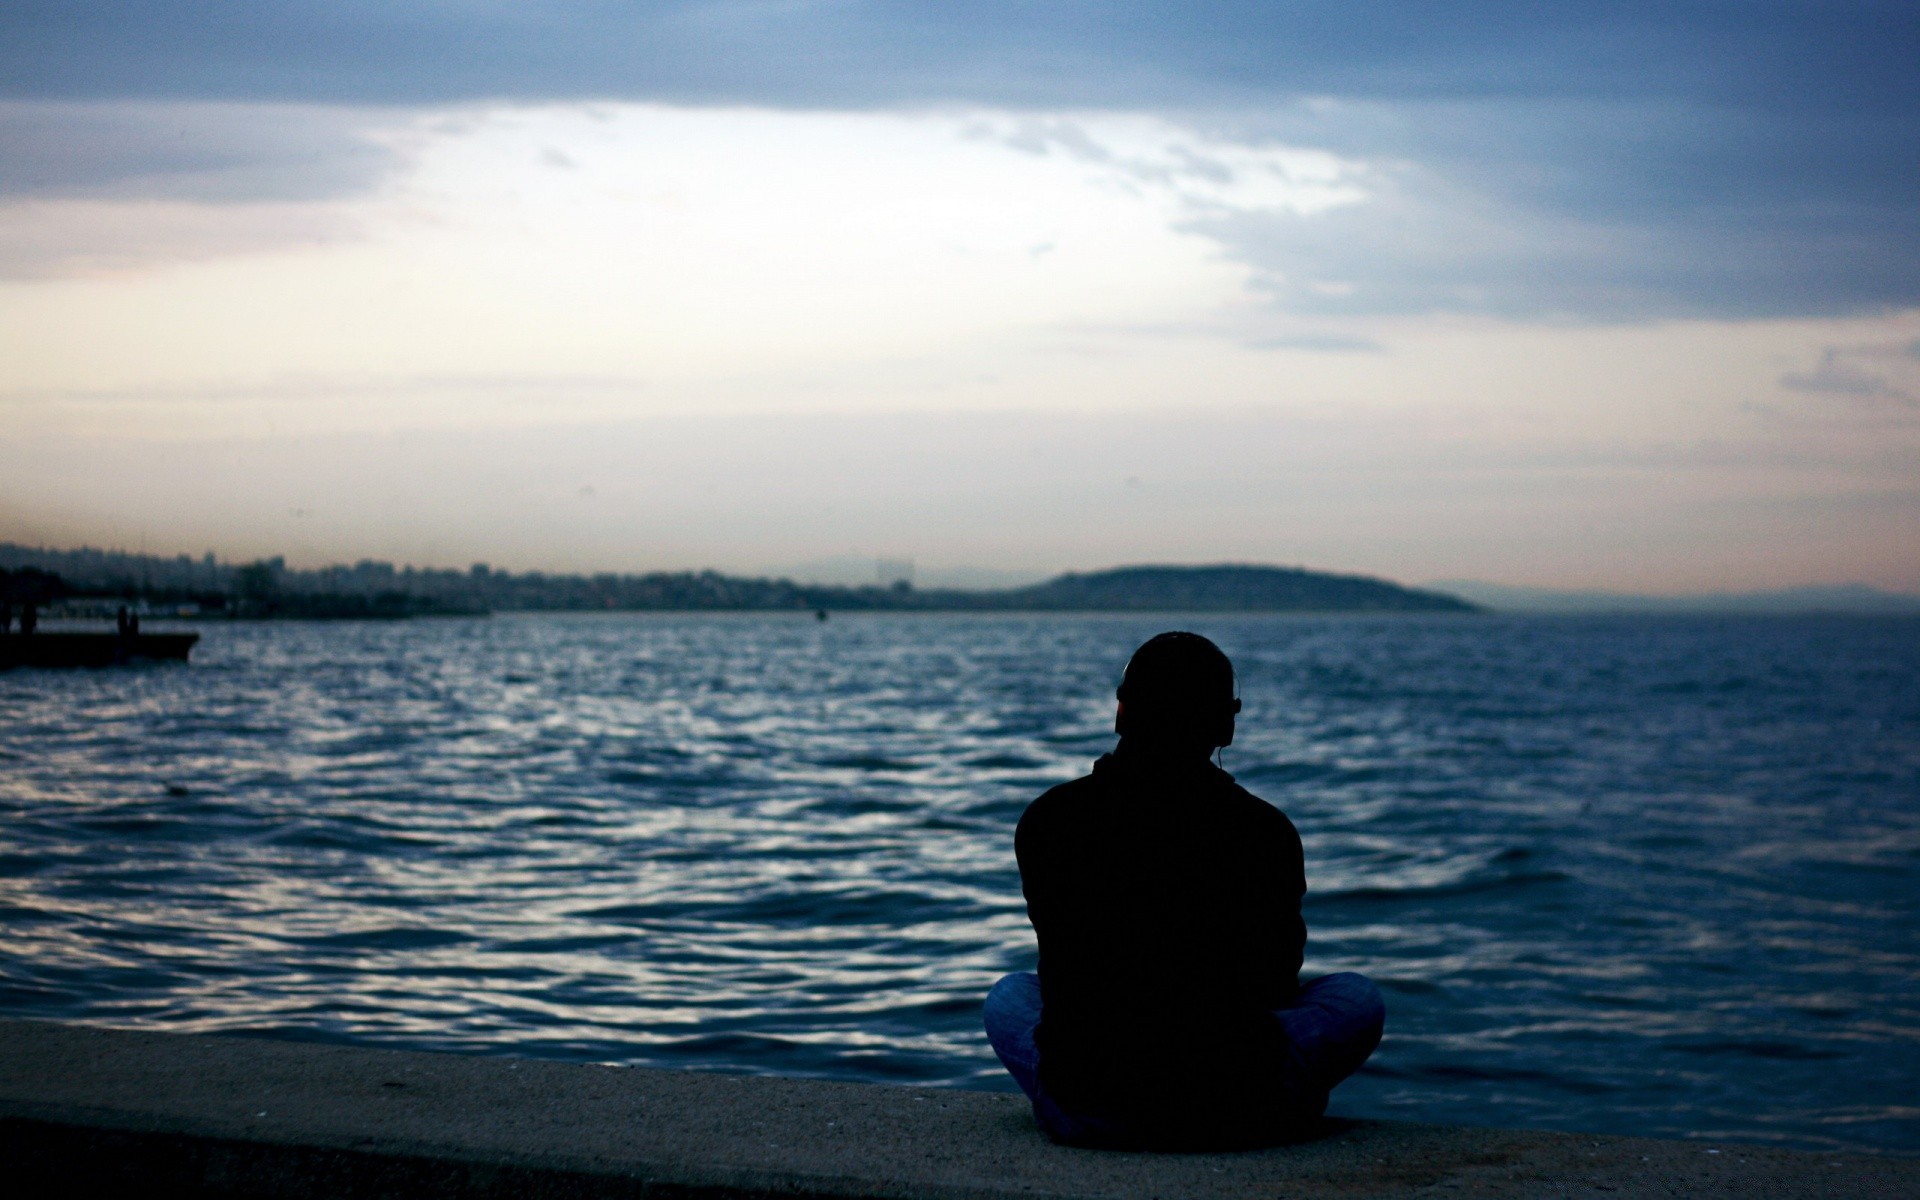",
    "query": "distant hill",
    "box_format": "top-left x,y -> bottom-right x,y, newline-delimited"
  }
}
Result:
995,564 -> 1477,613
1433,580 -> 1920,615
1,542 -> 1475,615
